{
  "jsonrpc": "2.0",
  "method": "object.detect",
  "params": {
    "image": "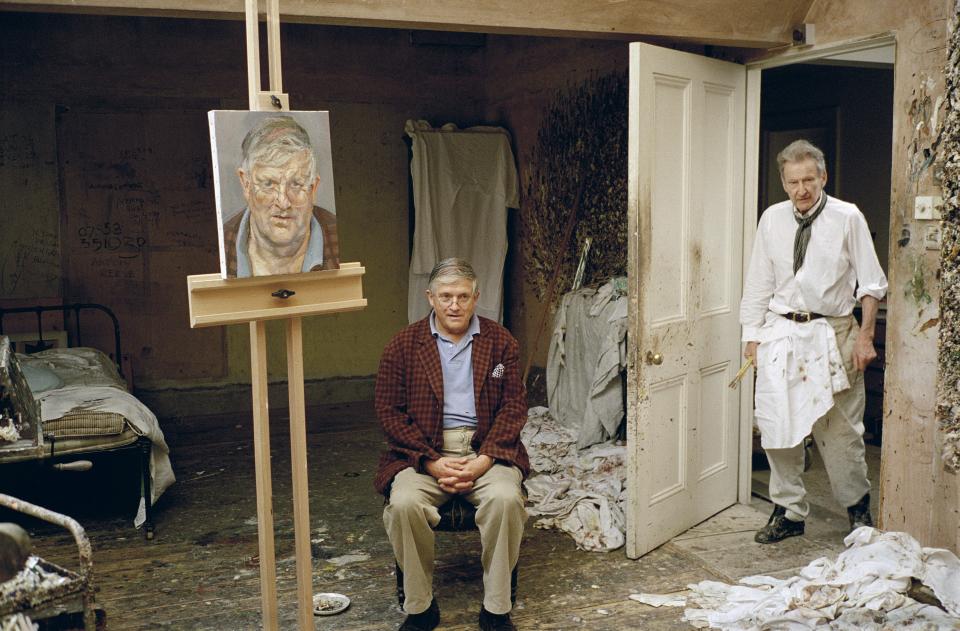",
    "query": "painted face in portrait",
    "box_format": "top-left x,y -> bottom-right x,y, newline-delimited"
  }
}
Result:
427,278 -> 479,340
781,158 -> 827,214
238,149 -> 320,250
